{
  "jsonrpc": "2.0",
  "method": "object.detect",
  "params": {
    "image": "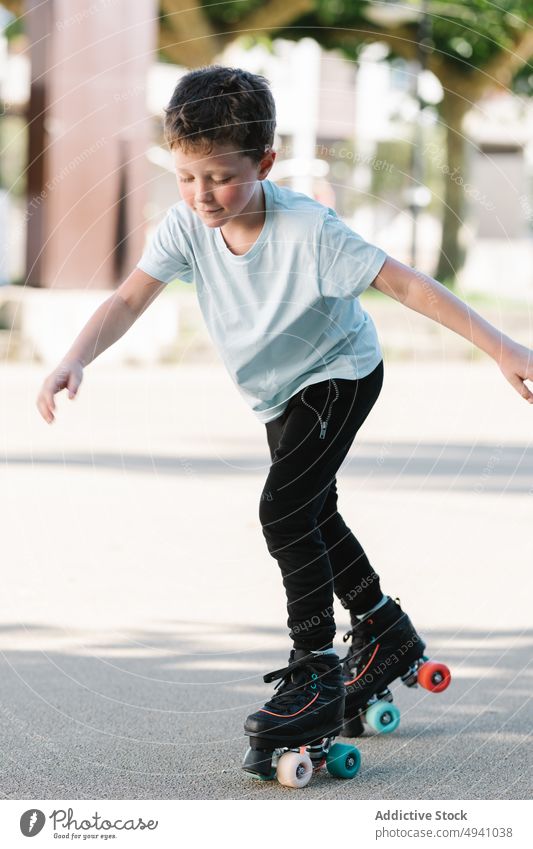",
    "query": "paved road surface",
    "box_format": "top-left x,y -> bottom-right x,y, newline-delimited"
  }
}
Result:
0,360 -> 531,799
